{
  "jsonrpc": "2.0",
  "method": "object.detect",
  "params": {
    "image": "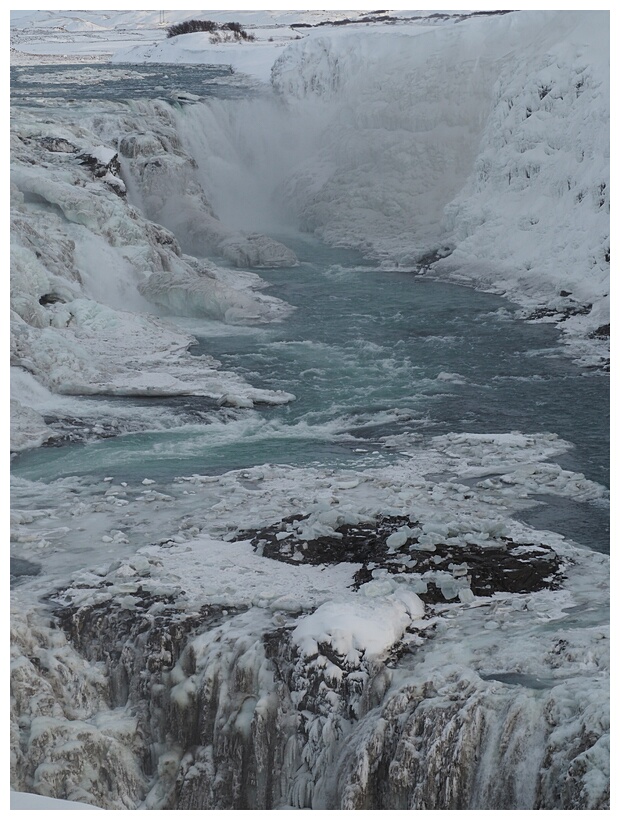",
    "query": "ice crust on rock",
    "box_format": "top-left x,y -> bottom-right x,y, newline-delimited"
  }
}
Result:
10,517 -> 609,810
10,105 -> 296,449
